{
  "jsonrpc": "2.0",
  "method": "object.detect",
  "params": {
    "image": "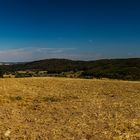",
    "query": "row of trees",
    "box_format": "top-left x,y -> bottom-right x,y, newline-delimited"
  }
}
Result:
0,58 -> 140,80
